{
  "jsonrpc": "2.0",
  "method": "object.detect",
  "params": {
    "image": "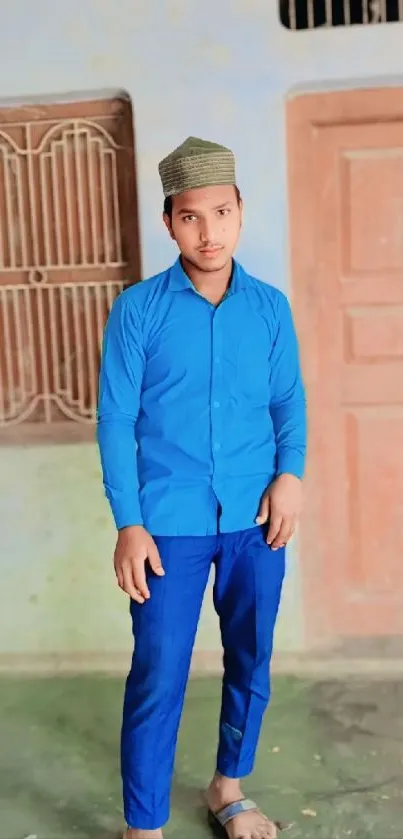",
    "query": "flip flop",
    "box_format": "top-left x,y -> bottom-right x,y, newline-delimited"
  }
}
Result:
207,798 -> 294,837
